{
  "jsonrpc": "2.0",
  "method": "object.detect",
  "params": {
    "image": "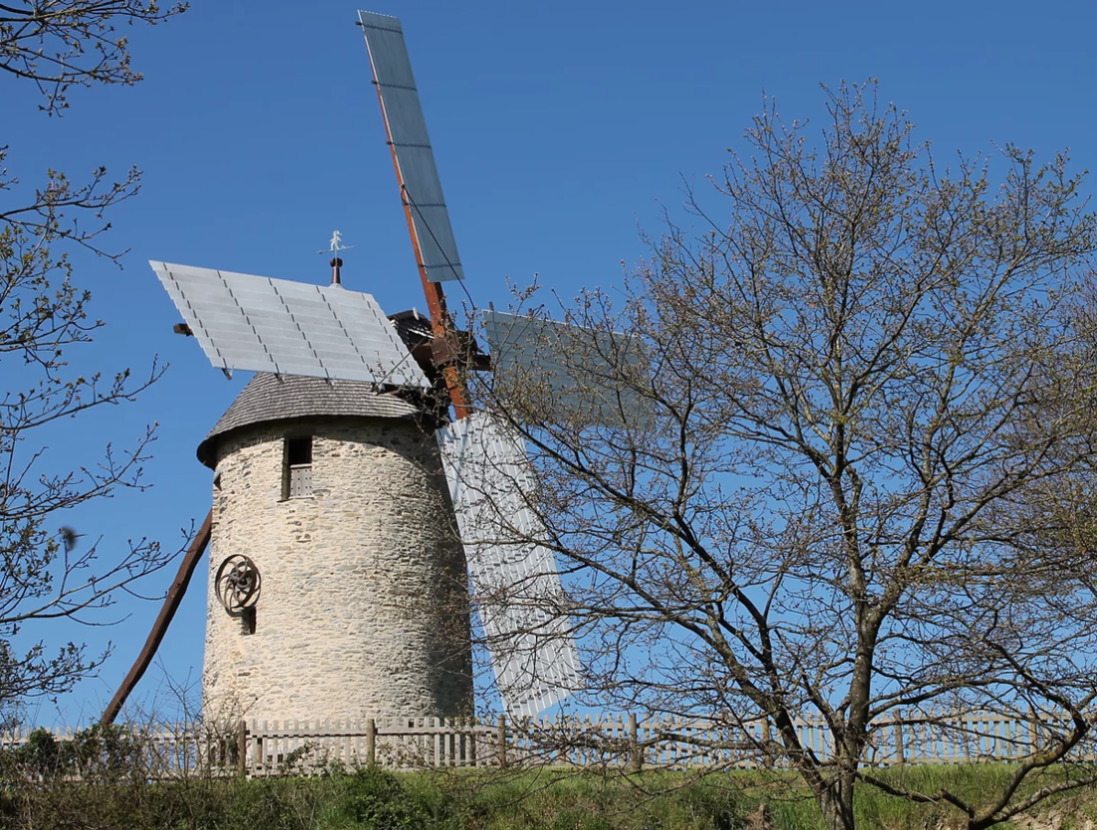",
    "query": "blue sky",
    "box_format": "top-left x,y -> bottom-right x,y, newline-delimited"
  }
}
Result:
7,0 -> 1096,725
